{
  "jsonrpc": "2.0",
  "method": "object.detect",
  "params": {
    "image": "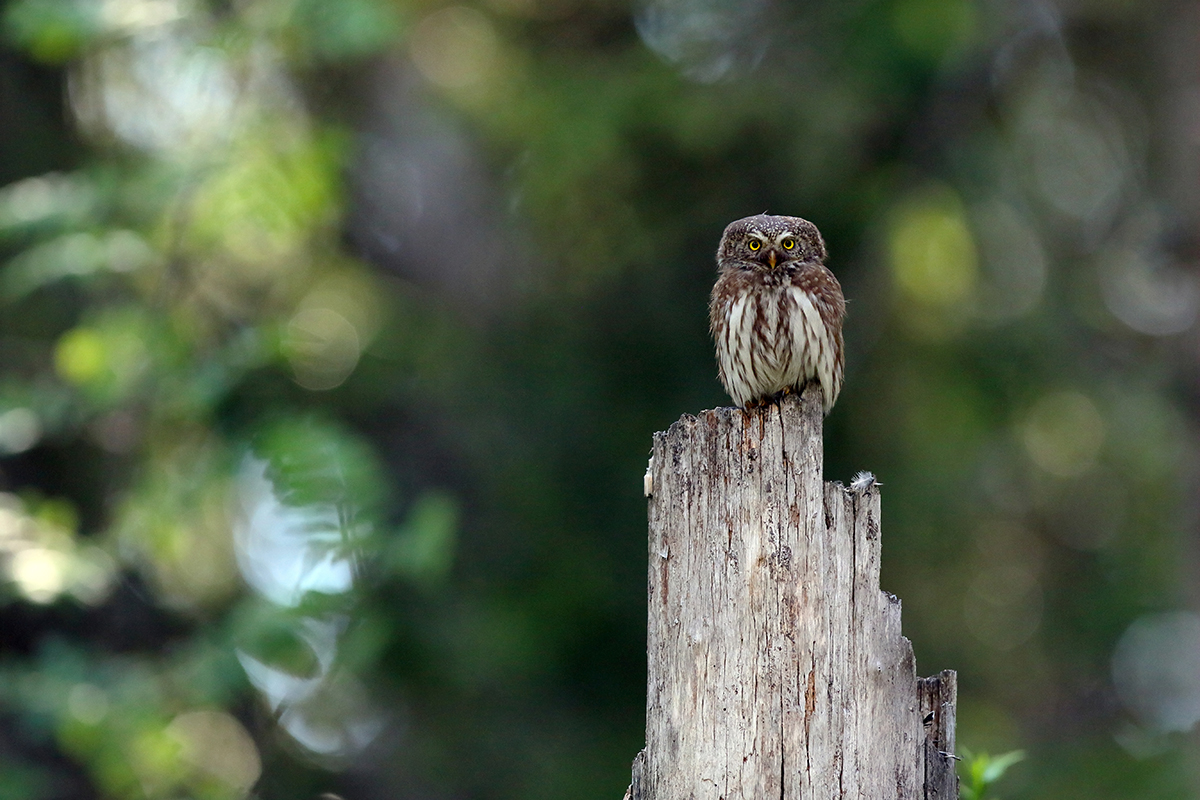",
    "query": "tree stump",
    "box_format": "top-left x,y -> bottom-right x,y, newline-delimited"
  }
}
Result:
628,384 -> 957,799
